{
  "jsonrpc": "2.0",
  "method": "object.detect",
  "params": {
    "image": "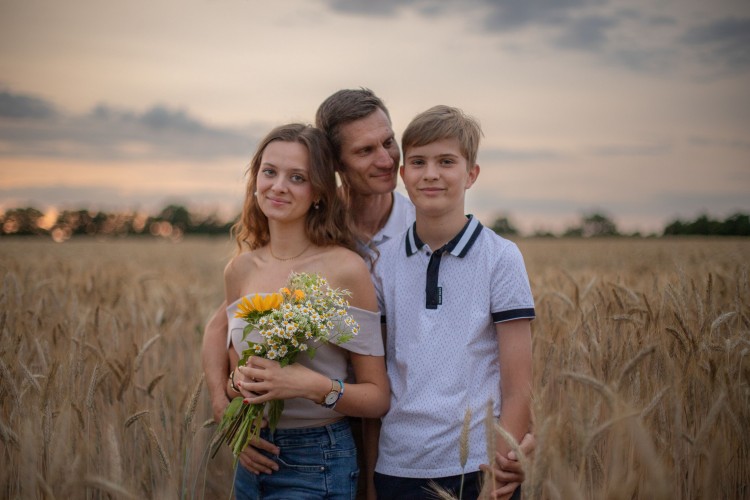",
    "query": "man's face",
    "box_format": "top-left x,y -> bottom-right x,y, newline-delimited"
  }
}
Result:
337,108 -> 400,196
